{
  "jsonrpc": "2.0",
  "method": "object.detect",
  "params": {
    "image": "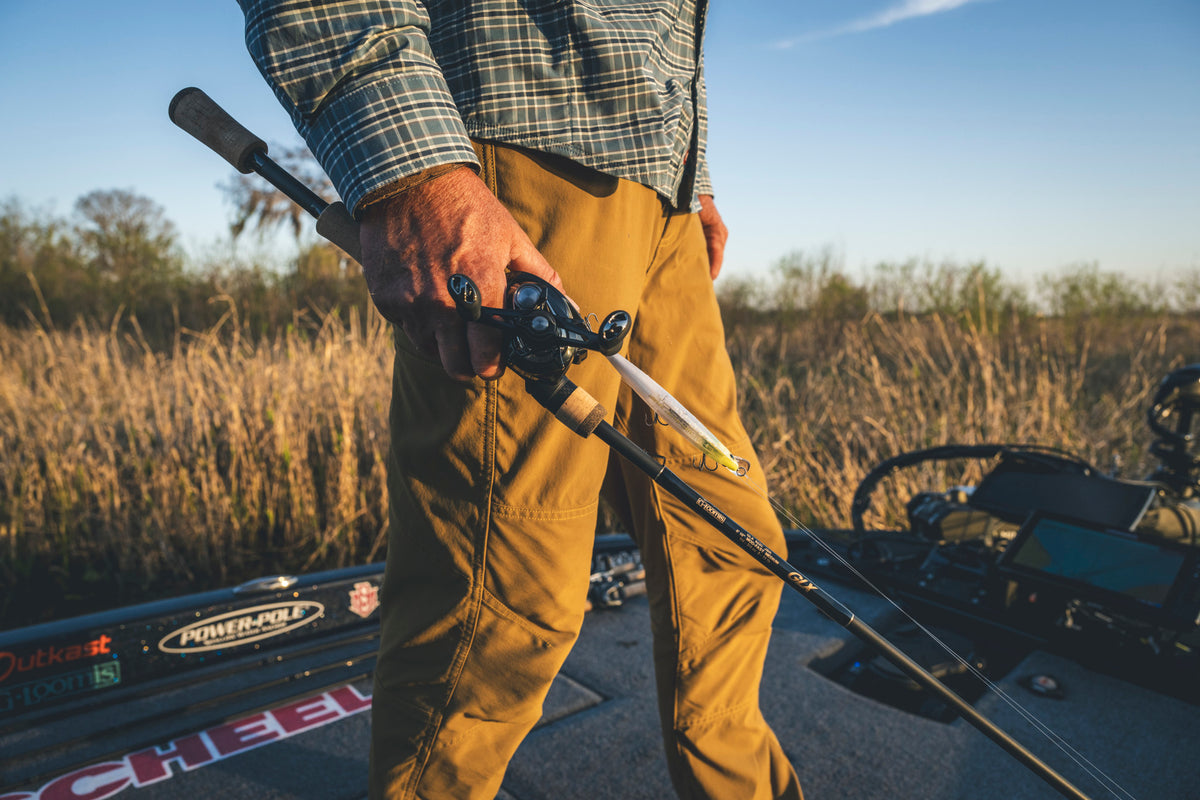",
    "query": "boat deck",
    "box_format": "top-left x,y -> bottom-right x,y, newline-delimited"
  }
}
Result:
6,561 -> 1192,800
